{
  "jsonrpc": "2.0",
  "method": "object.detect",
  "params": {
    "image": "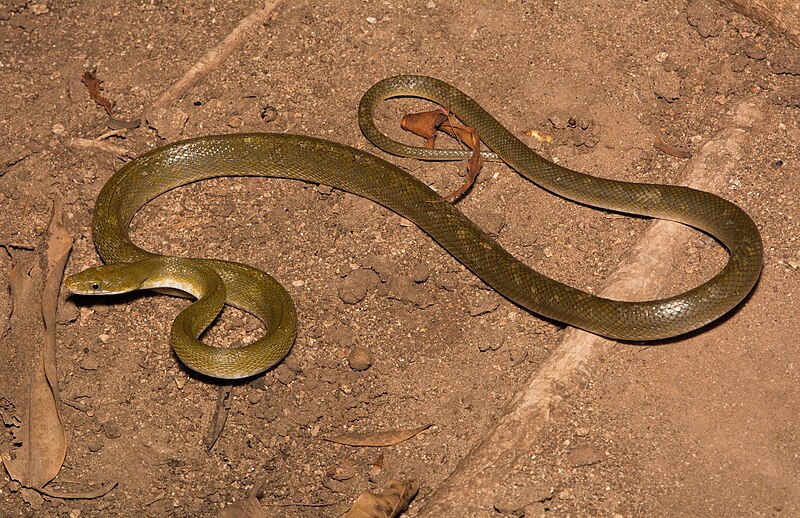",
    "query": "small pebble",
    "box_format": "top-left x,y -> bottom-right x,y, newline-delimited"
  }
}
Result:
332,458 -> 357,481
567,444 -> 607,466
338,268 -> 379,304
387,275 -> 433,308
328,327 -> 355,348
273,364 -> 295,385
469,294 -> 499,316
653,72 -> 681,101
348,346 -> 373,371
548,113 -> 569,130
411,263 -> 431,283
730,54 -> 749,72
30,4 -> 49,15
103,422 -> 122,439
323,477 -> 348,493
283,356 -> 304,373
86,438 -> 104,452
247,391 -> 263,405
361,254 -> 394,282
